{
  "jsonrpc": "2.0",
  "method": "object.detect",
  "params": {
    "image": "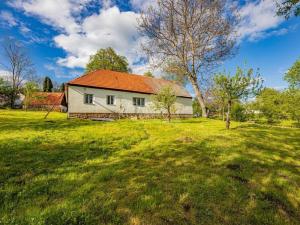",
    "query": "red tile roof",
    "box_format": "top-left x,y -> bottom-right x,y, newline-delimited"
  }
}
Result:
67,70 -> 191,98
29,92 -> 64,106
